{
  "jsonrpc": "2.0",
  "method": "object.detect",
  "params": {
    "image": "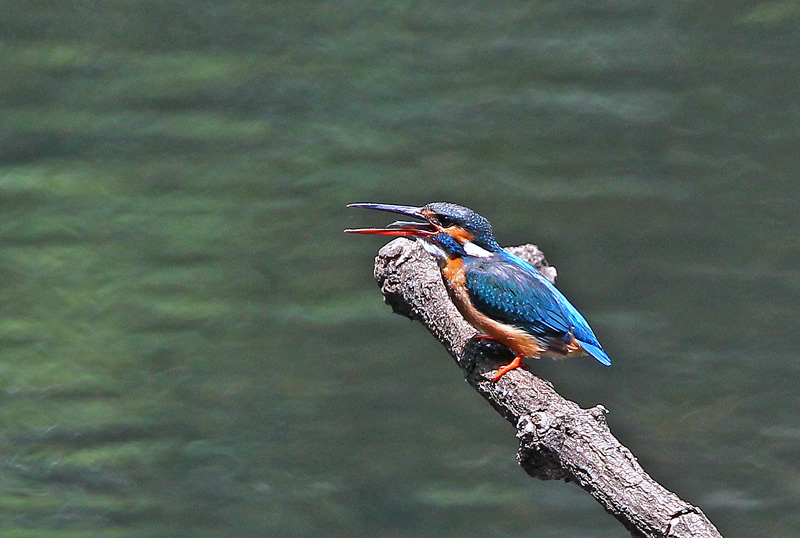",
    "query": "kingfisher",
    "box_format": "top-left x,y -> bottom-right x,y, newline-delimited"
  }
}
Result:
345,202 -> 611,381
